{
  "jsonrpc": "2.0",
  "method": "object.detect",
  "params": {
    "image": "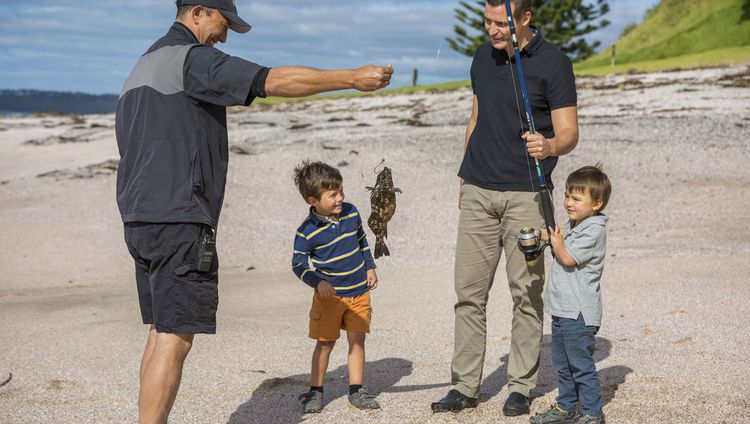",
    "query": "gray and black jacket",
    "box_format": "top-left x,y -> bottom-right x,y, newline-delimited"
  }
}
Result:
116,23 -> 268,227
